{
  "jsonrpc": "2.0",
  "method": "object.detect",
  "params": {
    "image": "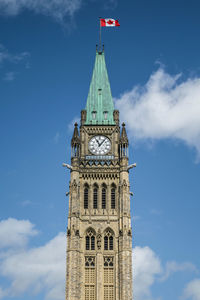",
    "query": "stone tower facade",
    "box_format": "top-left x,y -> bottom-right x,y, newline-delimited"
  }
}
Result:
66,48 -> 133,300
